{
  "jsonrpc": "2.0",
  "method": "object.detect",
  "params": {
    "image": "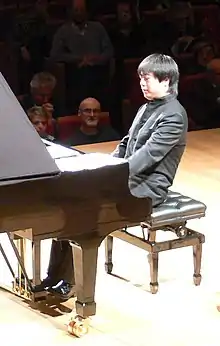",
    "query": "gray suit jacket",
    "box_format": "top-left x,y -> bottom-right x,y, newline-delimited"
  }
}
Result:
113,95 -> 188,206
